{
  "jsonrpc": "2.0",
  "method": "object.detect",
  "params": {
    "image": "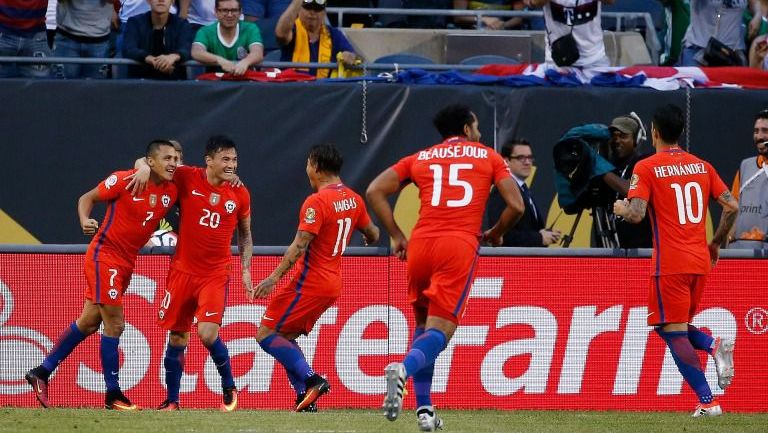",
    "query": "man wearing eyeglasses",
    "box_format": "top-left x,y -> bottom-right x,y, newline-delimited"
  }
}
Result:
275,0 -> 358,78
727,108 -> 768,248
485,139 -> 561,247
191,0 -> 264,75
